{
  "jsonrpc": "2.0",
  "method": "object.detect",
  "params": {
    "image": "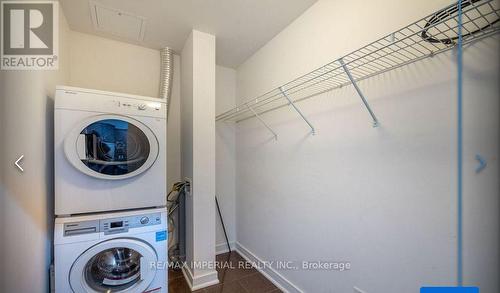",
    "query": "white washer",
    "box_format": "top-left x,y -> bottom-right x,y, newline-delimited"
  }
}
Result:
55,86 -> 167,215
54,208 -> 168,293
